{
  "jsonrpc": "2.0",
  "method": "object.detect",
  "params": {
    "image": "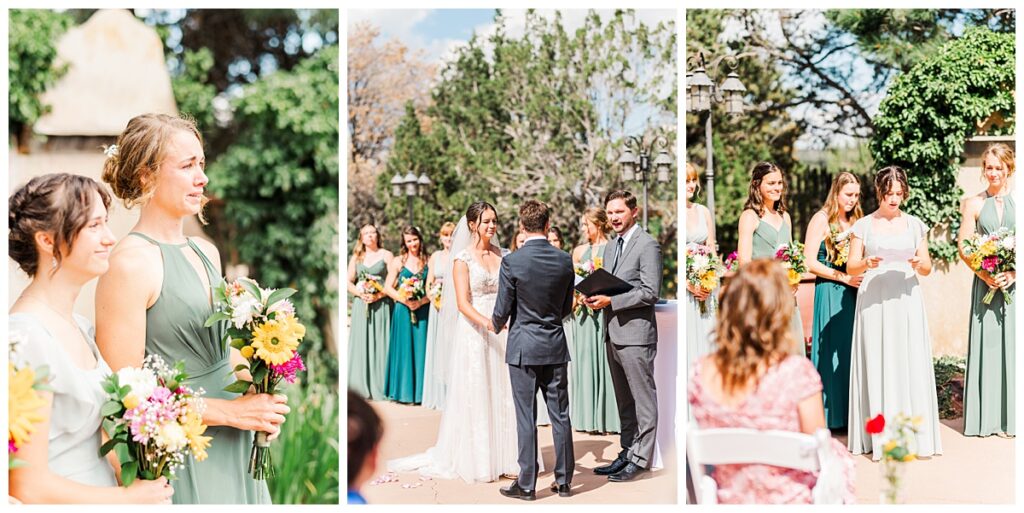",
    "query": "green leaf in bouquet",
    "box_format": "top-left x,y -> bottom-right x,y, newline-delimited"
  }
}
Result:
140,469 -> 156,481
228,327 -> 251,340
33,364 -> 50,381
120,461 -> 138,487
213,281 -> 228,303
240,278 -> 263,302
229,337 -> 249,350
101,378 -> 118,394
265,288 -> 297,310
251,361 -> 269,385
9,459 -> 28,469
205,310 -> 231,327
233,363 -> 250,373
118,385 -> 131,399
165,379 -> 179,391
100,399 -> 124,417
99,437 -> 122,456
224,379 -> 253,394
